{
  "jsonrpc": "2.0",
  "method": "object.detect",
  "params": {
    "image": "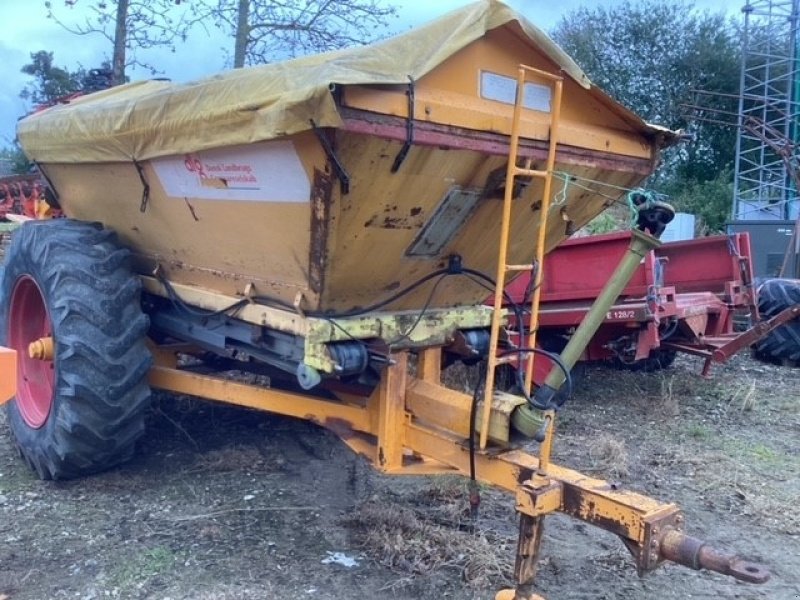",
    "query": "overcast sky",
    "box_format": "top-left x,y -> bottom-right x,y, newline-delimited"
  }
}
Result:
0,0 -> 744,146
